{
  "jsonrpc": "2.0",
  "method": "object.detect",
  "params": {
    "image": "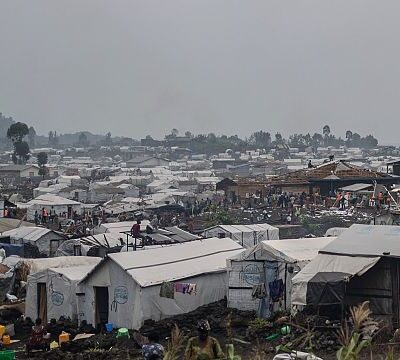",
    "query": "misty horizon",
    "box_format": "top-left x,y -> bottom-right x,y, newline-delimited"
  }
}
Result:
1,1 -> 400,145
